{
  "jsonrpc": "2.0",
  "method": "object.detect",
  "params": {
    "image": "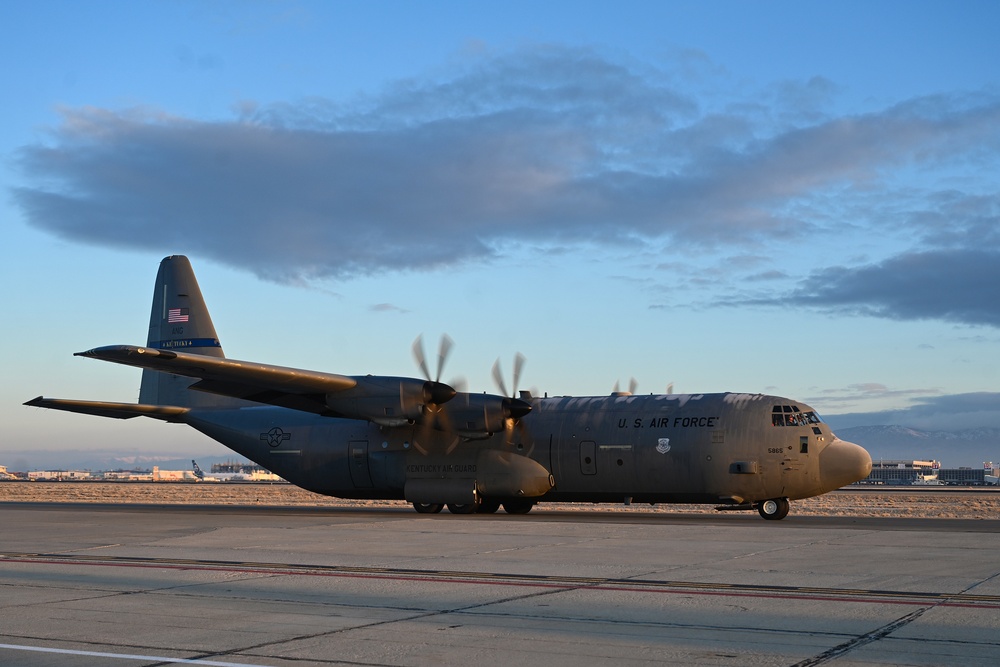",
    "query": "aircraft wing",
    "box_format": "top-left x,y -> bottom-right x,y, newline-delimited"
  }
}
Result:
75,345 -> 358,413
72,345 -> 453,423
